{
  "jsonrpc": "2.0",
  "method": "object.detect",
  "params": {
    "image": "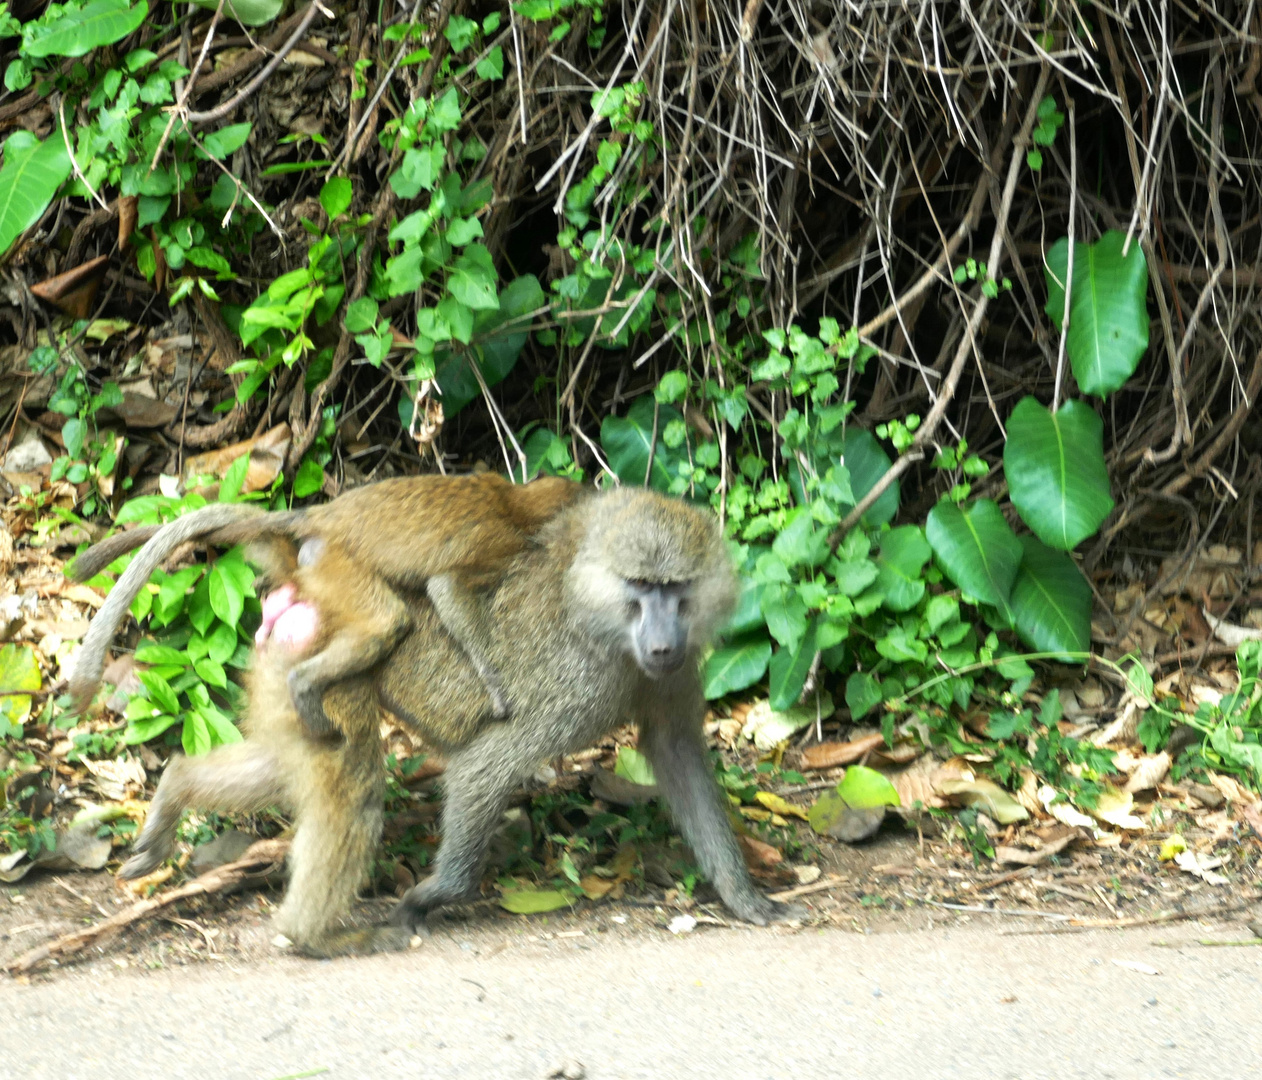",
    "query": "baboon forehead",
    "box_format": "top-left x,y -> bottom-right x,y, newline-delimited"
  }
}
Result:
590,490 -> 720,580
